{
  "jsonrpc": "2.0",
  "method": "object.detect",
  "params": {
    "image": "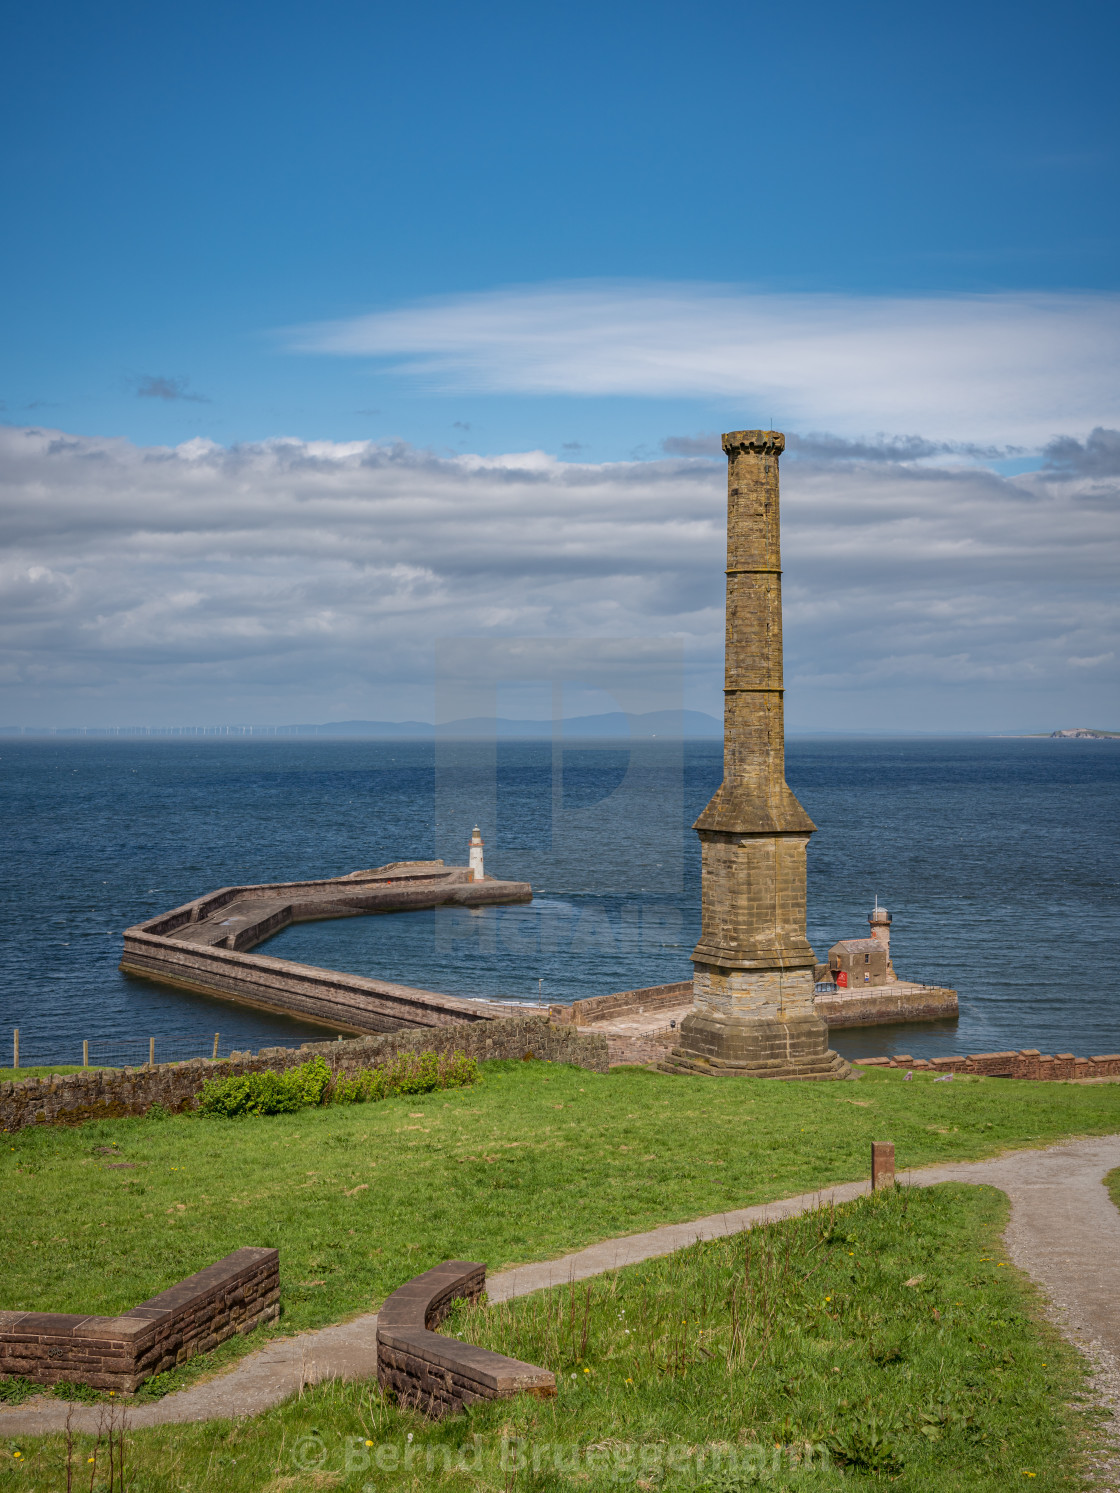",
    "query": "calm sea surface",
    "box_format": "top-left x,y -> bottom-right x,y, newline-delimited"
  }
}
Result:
1,737 -> 1117,1065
